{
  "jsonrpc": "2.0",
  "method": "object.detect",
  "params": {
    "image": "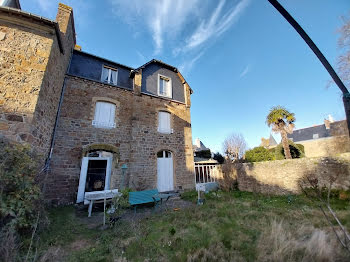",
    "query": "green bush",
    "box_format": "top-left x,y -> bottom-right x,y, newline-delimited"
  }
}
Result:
274,140 -> 305,160
0,138 -> 41,231
195,149 -> 212,159
245,147 -> 274,162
